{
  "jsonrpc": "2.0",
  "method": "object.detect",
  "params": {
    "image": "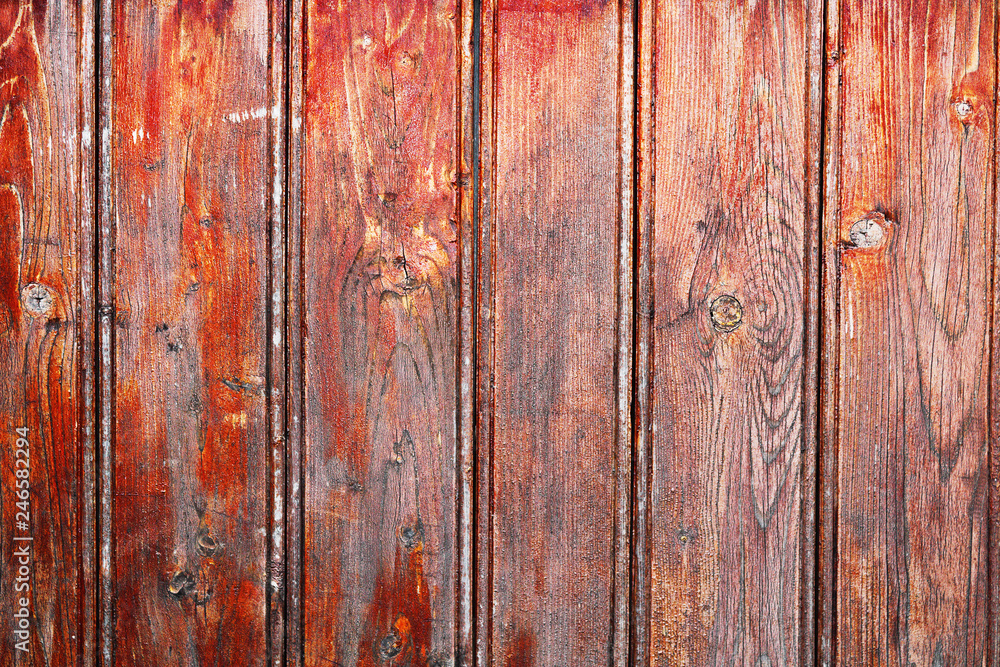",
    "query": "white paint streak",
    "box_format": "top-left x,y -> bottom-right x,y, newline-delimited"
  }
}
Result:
223,106 -> 270,124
